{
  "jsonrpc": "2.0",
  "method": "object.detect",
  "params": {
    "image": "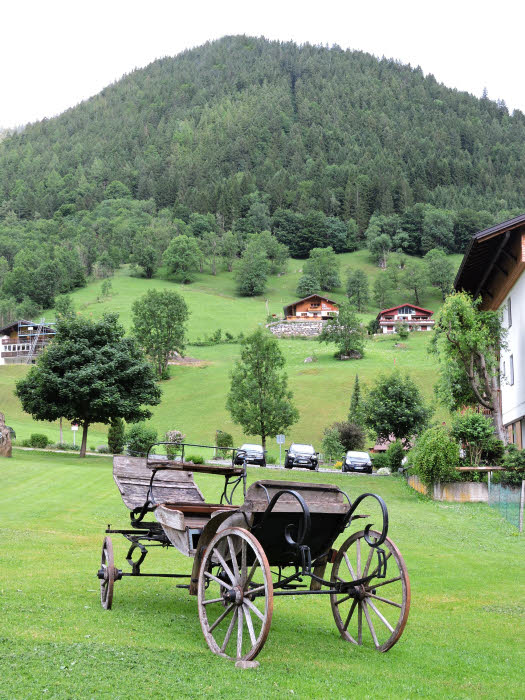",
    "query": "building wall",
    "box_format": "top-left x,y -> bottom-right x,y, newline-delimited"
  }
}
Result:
500,271 -> 525,432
